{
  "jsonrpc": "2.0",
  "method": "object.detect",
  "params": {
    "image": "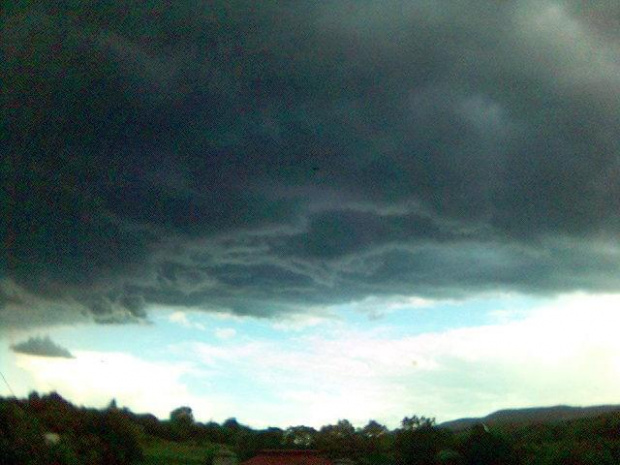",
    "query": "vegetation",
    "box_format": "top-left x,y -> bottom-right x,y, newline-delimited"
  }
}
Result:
1,392 -> 620,465
0,392 -> 142,465
141,438 -> 217,465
